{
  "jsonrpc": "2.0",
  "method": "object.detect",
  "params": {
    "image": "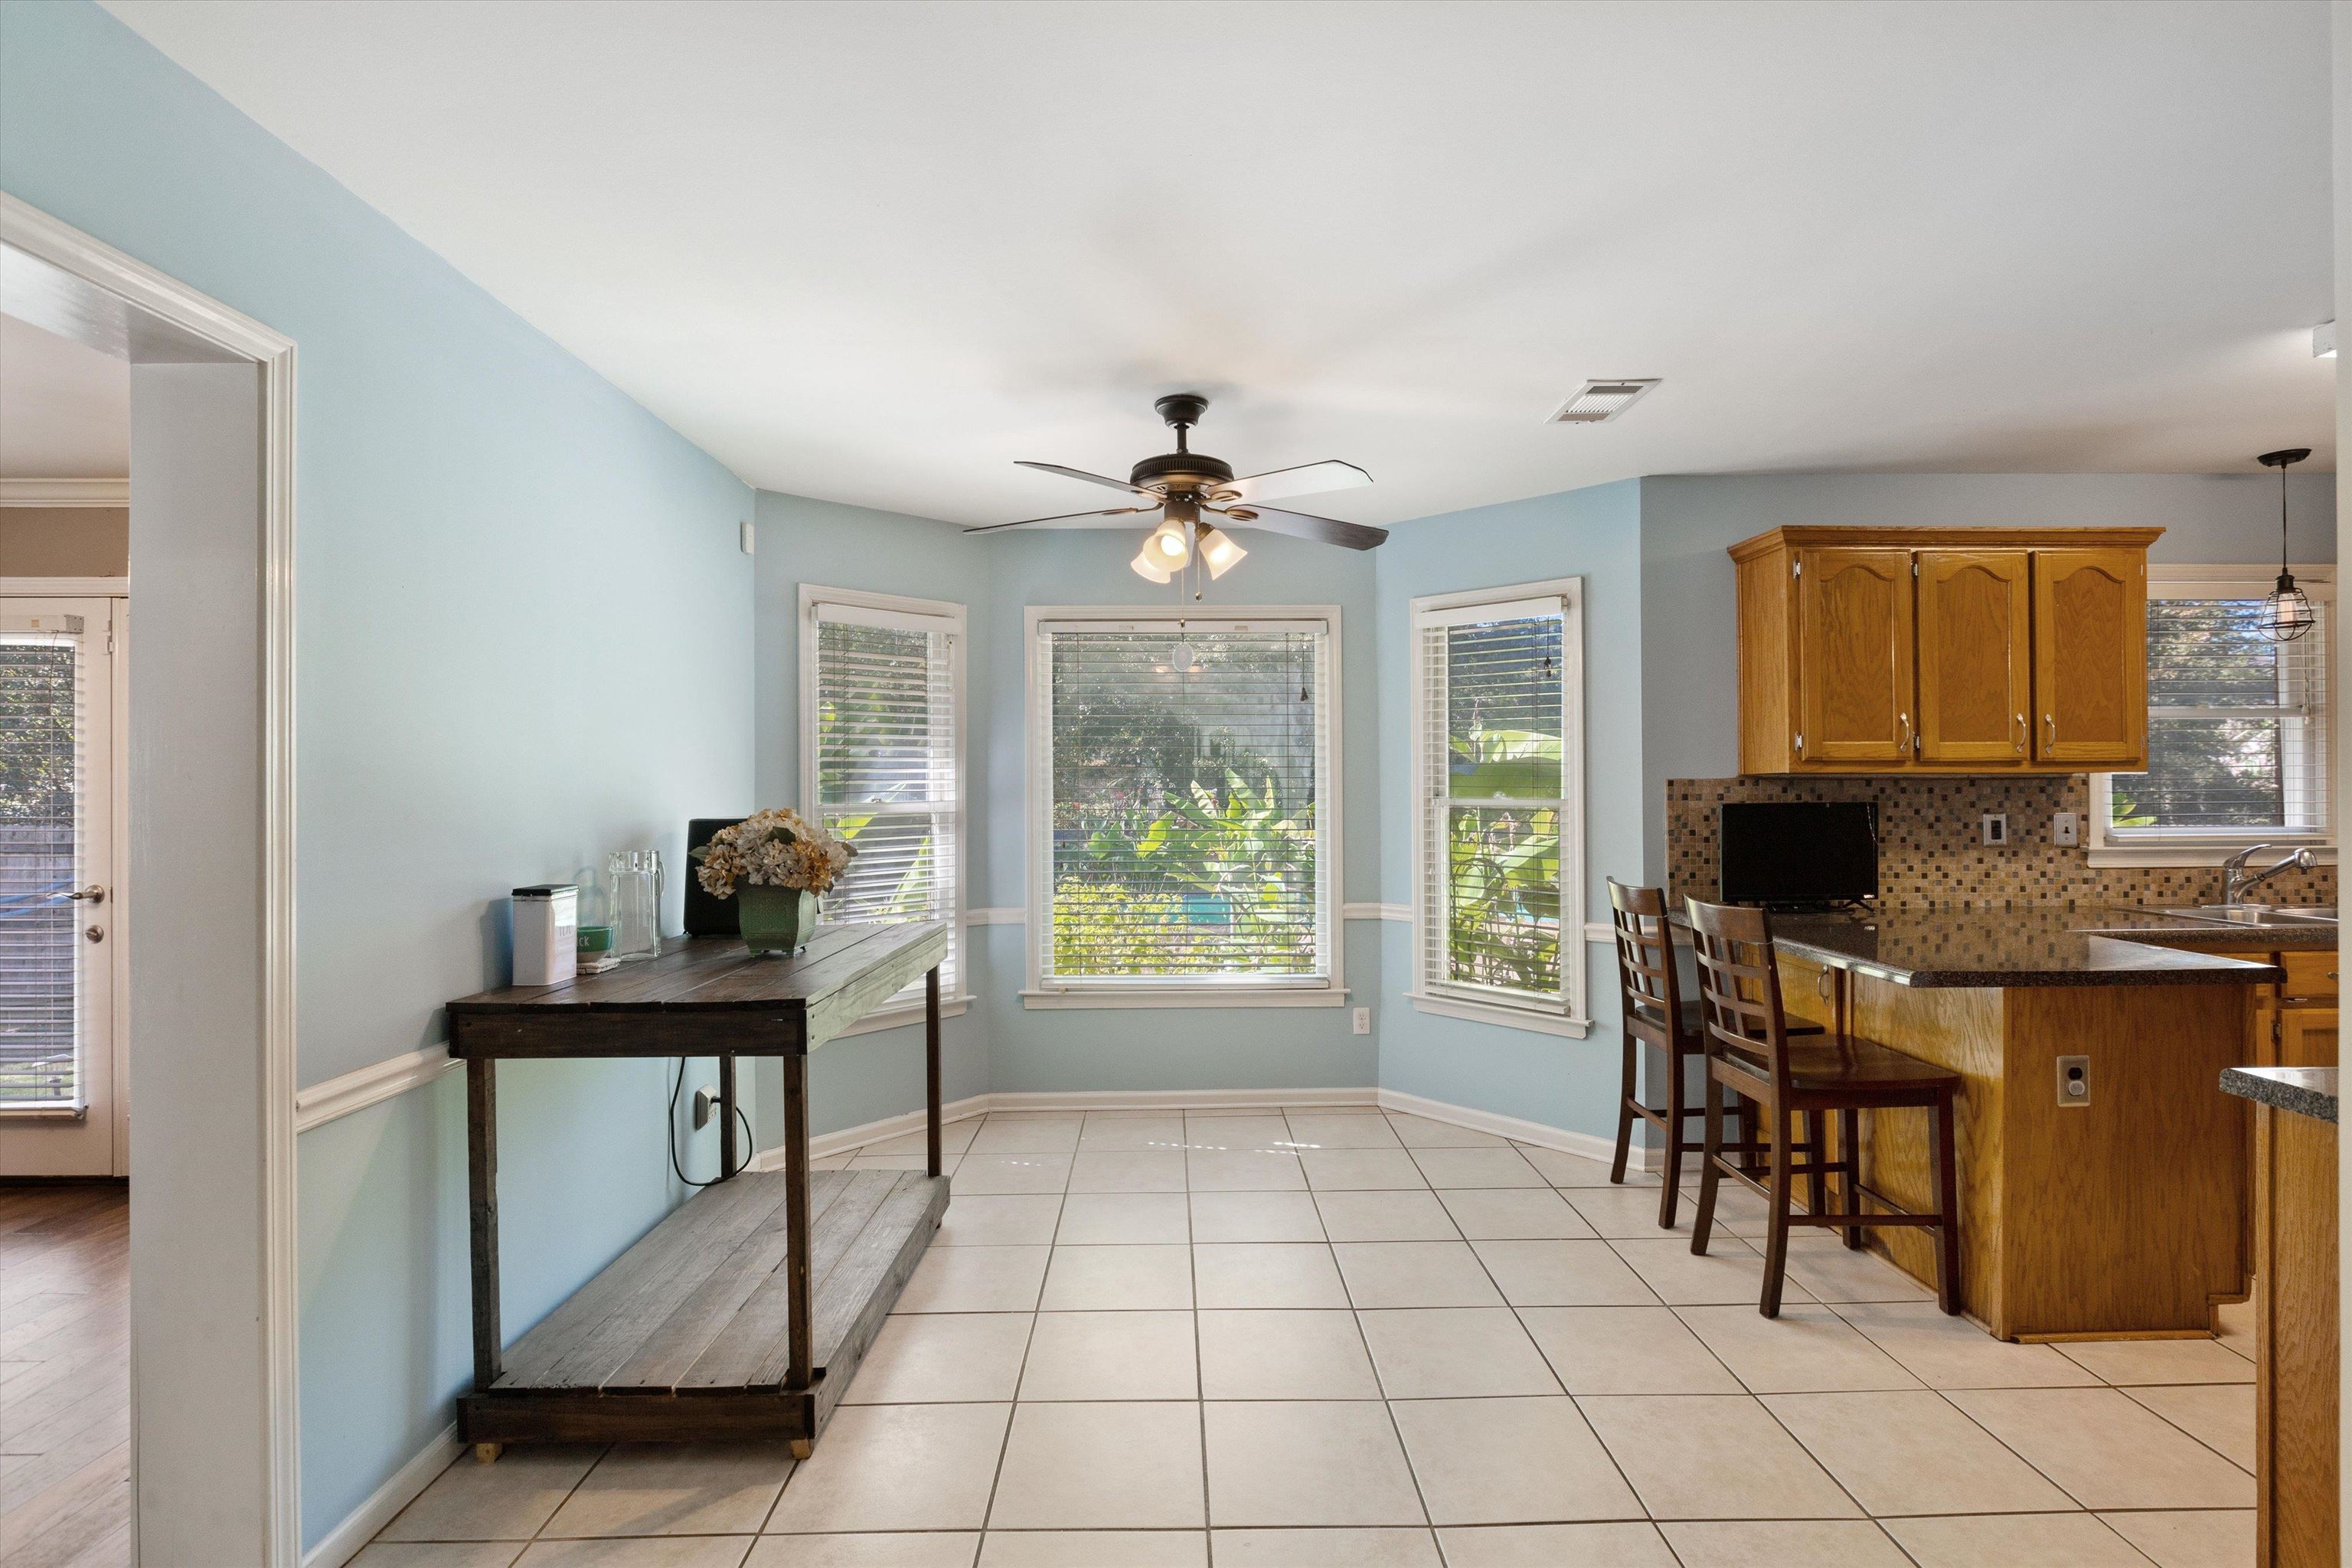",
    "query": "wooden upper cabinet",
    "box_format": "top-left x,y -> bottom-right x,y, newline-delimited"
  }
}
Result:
1795,548 -> 1915,766
2031,548 -> 2147,768
1916,550 -> 2031,766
